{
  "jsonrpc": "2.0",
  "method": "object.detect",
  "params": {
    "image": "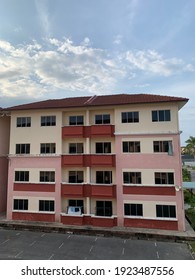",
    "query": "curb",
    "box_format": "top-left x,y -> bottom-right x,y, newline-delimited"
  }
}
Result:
1,221 -> 195,242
